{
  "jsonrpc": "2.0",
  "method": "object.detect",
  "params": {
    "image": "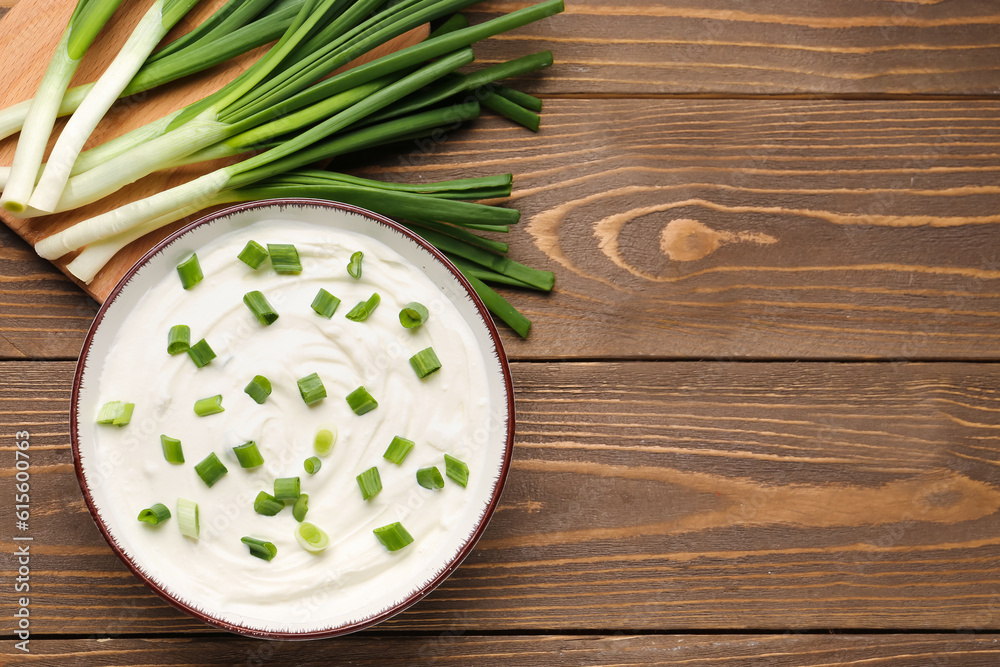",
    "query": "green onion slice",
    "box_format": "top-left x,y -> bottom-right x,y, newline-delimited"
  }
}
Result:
345,292 -> 381,322
310,288 -> 341,318
97,401 -> 134,426
416,466 -> 445,490
295,521 -> 329,553
186,338 -> 216,368
383,436 -> 415,465
347,251 -> 363,279
195,452 -> 228,487
160,434 -> 184,464
193,394 -> 225,416
254,491 -> 283,516
346,386 -> 378,415
233,441 -> 264,468
243,290 -> 279,325
244,375 -> 272,404
268,243 -> 301,274
399,302 -> 429,329
292,493 -> 309,522
177,498 -> 199,539
167,324 -> 190,355
274,476 -> 300,501
304,456 -> 322,475
238,240 -> 268,269
445,454 -> 470,488
137,503 -> 171,525
410,347 -> 442,379
297,372 -> 327,405
373,522 -> 414,552
356,466 -> 382,501
314,427 -> 337,456
241,536 -> 277,561
176,253 -> 203,290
